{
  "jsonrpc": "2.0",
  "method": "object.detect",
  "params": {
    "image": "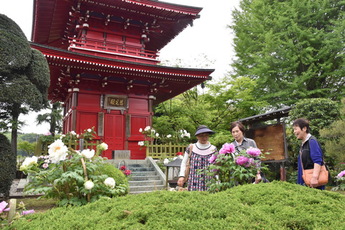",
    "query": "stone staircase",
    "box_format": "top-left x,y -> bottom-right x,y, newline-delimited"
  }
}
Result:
111,158 -> 166,194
